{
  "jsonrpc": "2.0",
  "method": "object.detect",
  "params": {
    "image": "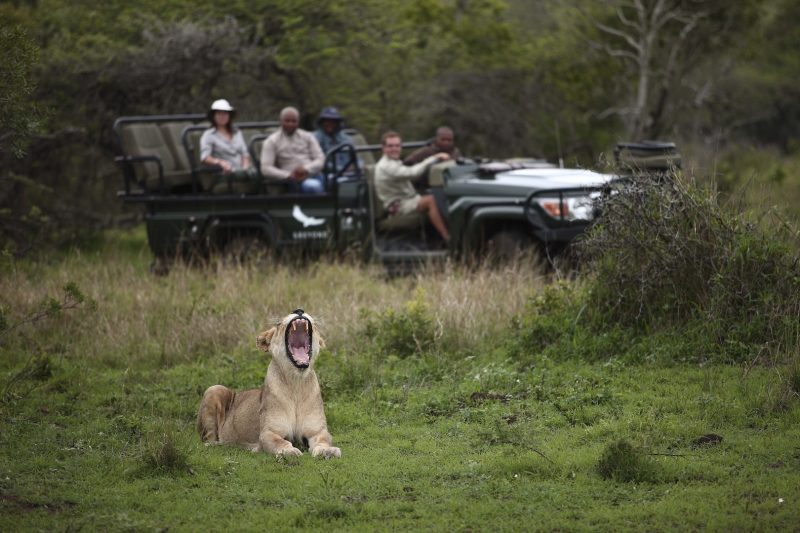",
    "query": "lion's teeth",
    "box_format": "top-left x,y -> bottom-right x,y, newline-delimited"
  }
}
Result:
292,322 -> 296,331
